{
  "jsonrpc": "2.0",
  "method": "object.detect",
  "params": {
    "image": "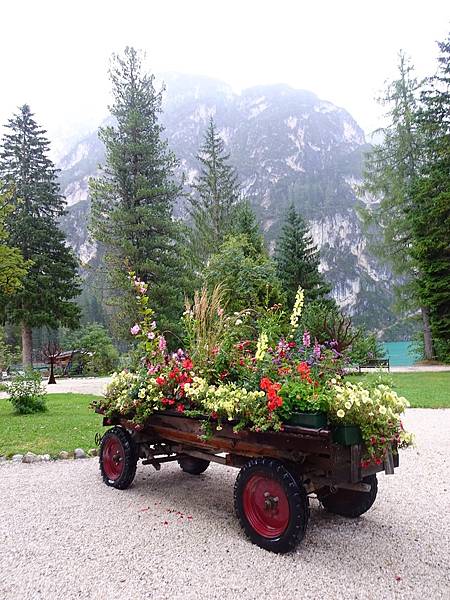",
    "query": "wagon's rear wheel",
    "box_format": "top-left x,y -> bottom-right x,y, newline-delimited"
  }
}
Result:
317,474 -> 378,518
99,426 -> 138,489
177,455 -> 210,475
234,458 -> 309,553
